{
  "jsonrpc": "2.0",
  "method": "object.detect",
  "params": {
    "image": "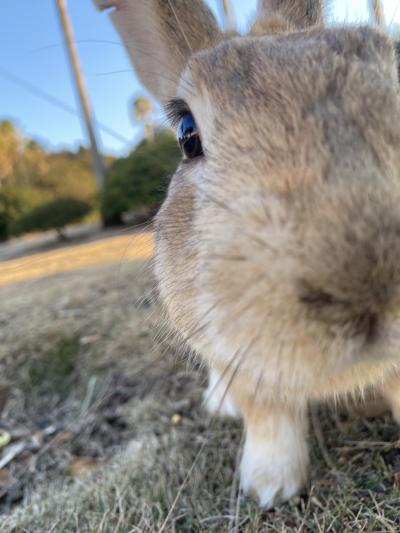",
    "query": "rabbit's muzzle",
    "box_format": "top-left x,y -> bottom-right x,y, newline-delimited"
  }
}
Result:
293,182 -> 400,347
